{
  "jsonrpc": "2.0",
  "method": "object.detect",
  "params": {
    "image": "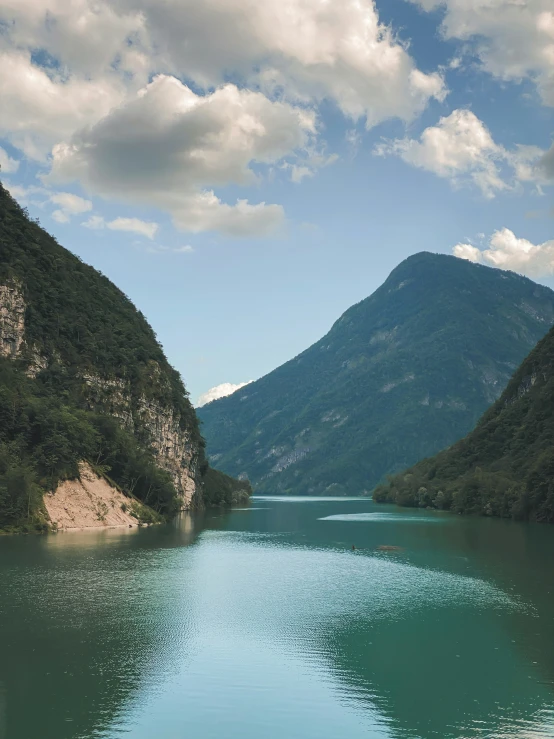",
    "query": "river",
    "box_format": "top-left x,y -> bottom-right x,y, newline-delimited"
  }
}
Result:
1,497 -> 553,739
